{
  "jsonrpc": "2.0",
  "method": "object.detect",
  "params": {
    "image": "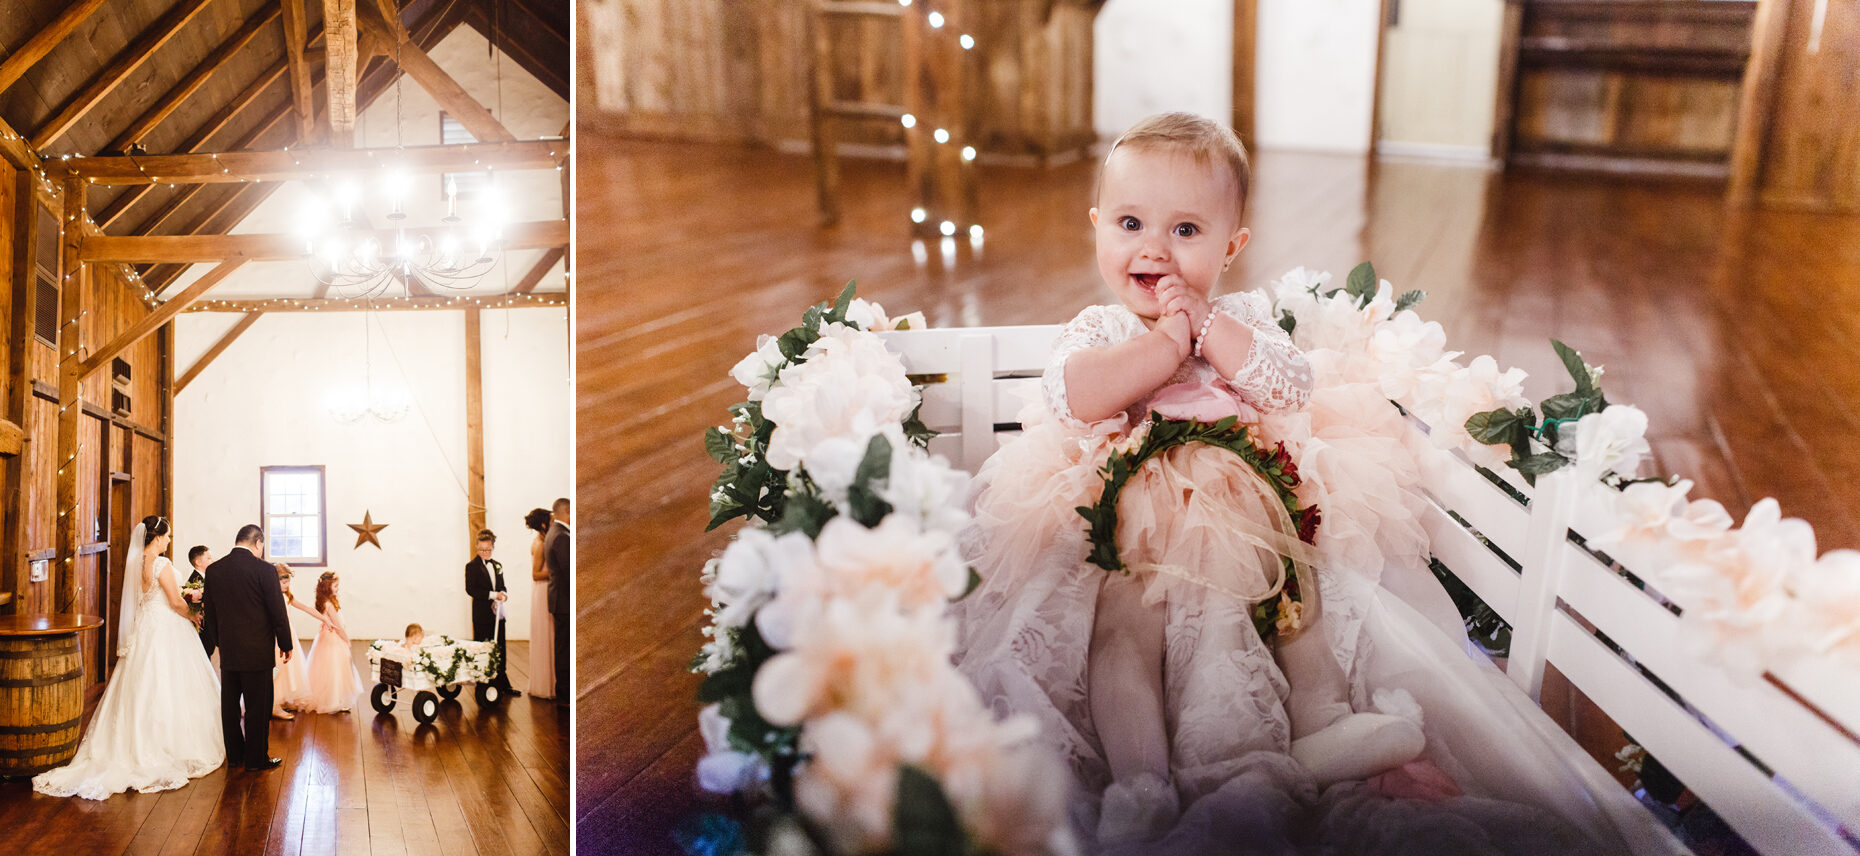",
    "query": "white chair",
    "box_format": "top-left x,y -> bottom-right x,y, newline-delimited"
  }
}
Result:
879,325 -> 1860,856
